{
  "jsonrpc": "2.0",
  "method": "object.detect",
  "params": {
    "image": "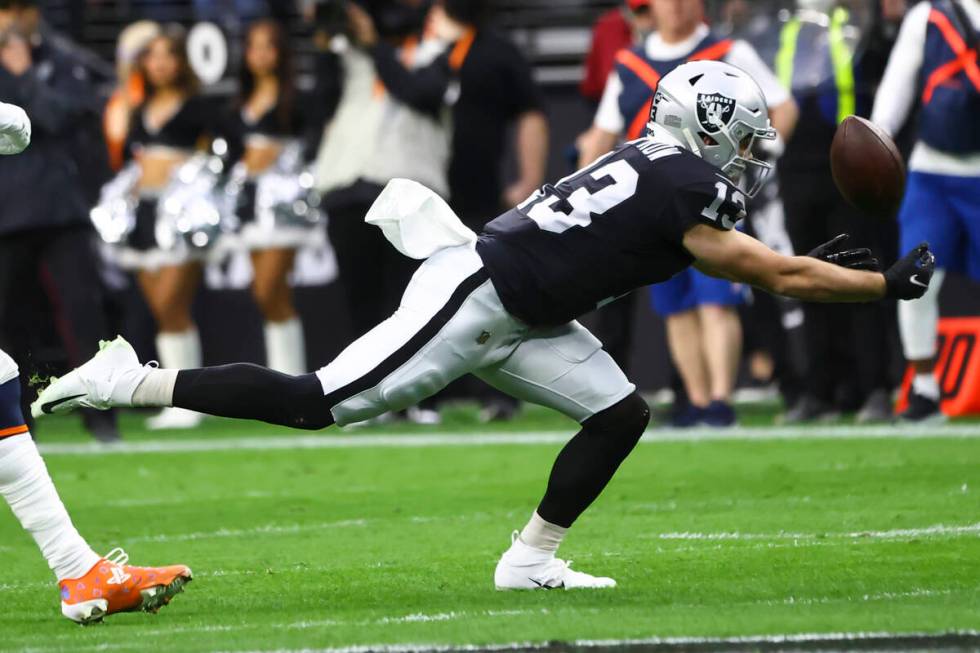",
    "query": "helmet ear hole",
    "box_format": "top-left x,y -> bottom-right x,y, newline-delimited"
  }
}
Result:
698,132 -> 718,146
